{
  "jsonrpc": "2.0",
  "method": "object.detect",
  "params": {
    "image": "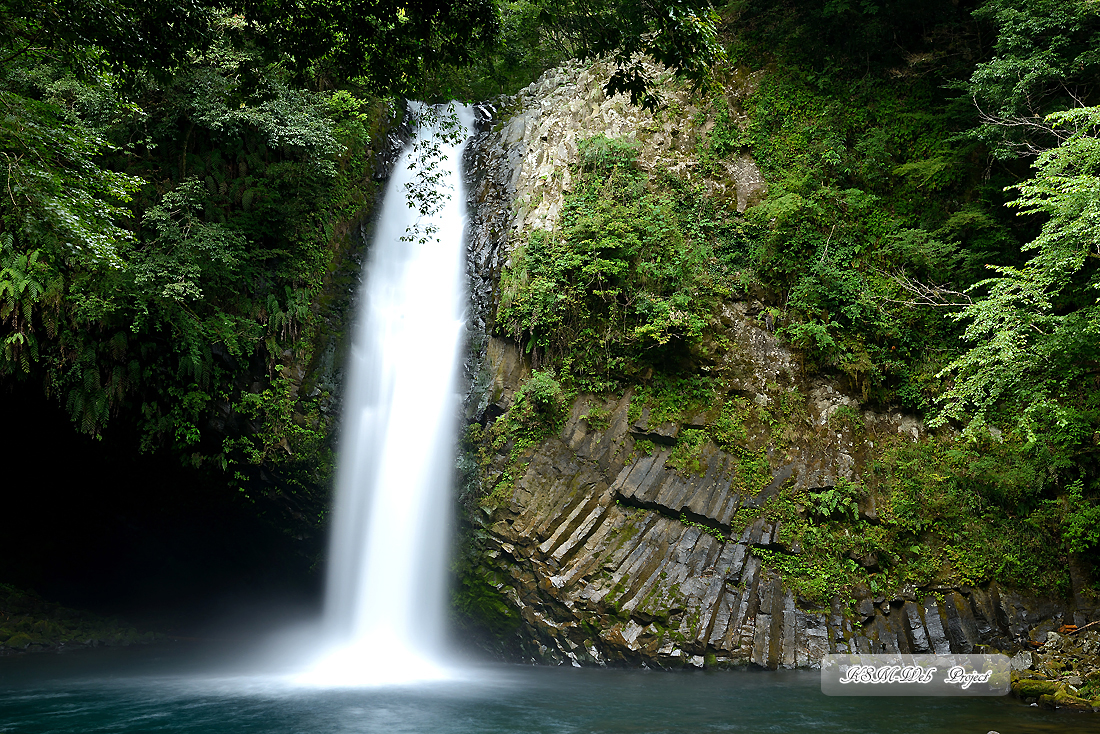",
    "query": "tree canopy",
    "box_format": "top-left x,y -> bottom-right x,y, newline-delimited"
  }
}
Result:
534,0 -> 723,107
934,106 -> 1100,443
